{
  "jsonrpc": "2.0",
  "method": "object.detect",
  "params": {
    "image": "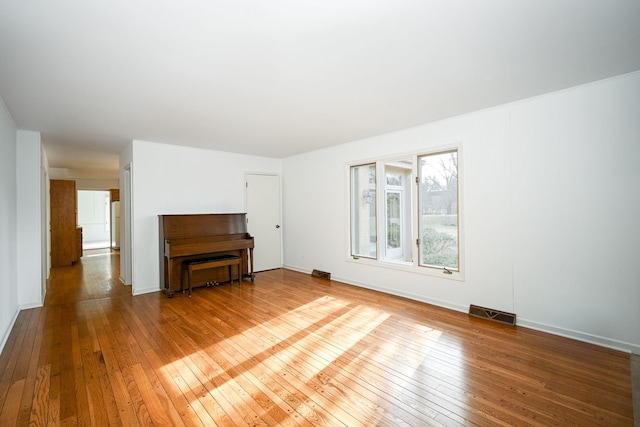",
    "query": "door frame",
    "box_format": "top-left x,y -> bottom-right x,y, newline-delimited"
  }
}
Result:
244,172 -> 282,272
123,163 -> 134,288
